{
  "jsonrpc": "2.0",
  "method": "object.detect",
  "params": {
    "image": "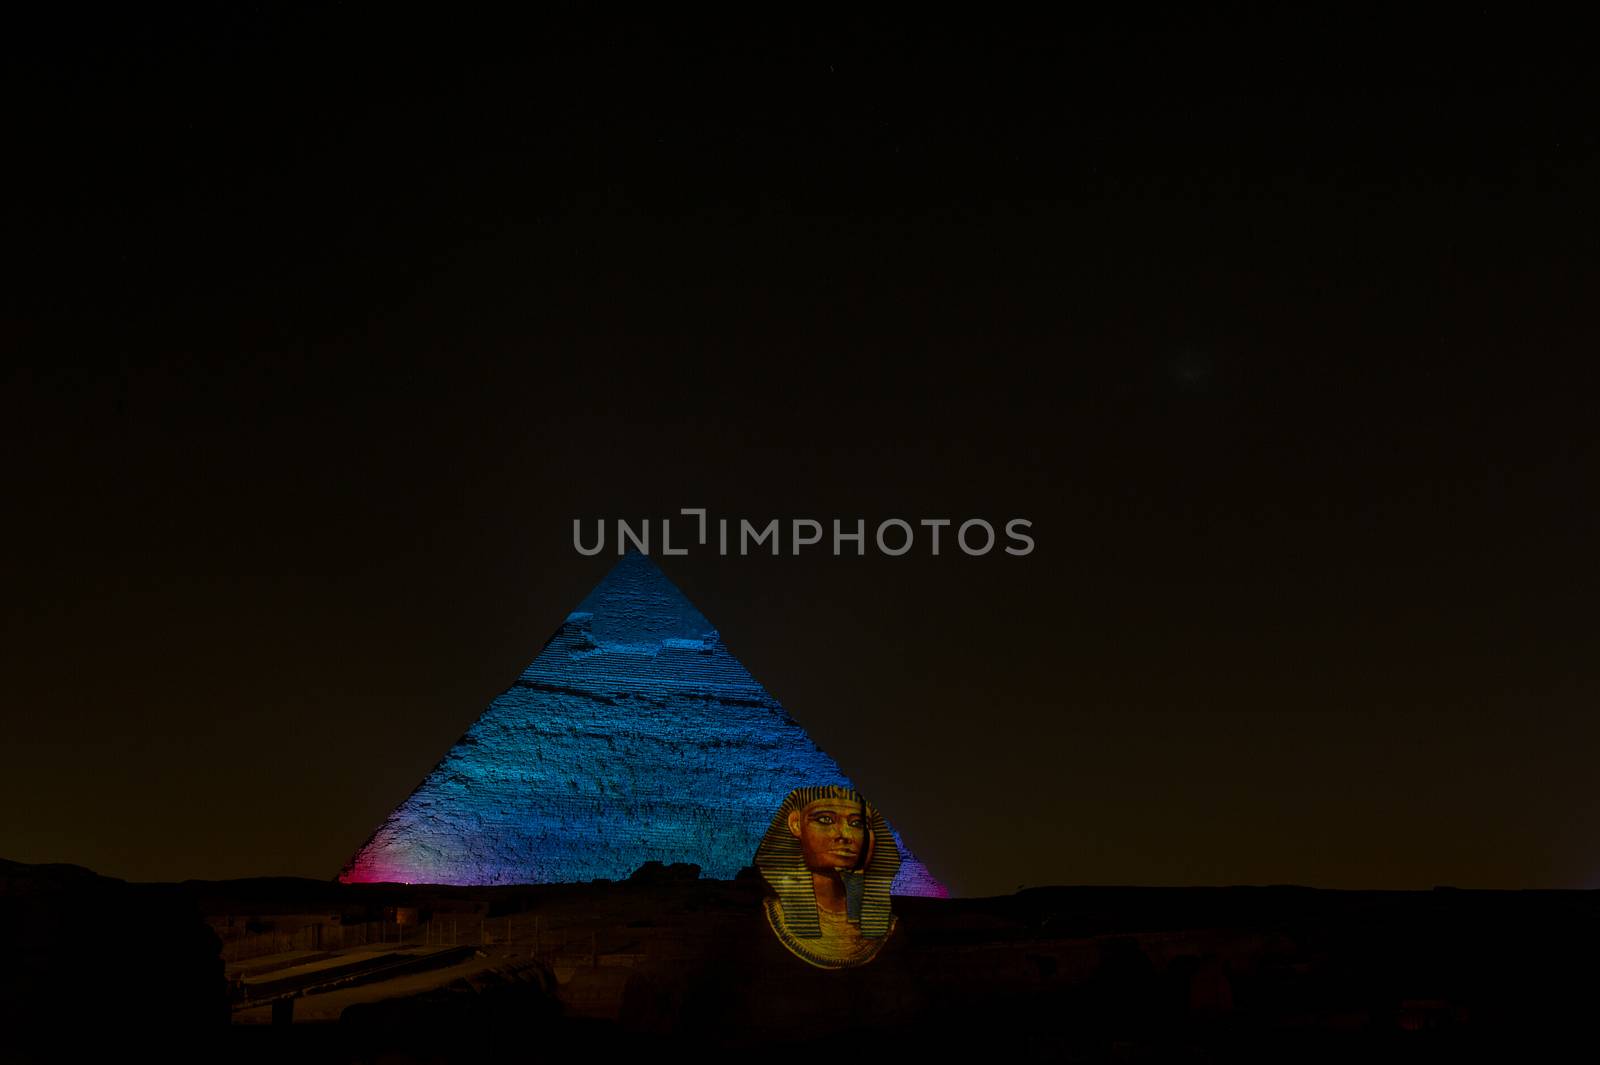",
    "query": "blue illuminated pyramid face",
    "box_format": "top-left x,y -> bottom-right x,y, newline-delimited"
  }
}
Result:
341,551 -> 945,896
